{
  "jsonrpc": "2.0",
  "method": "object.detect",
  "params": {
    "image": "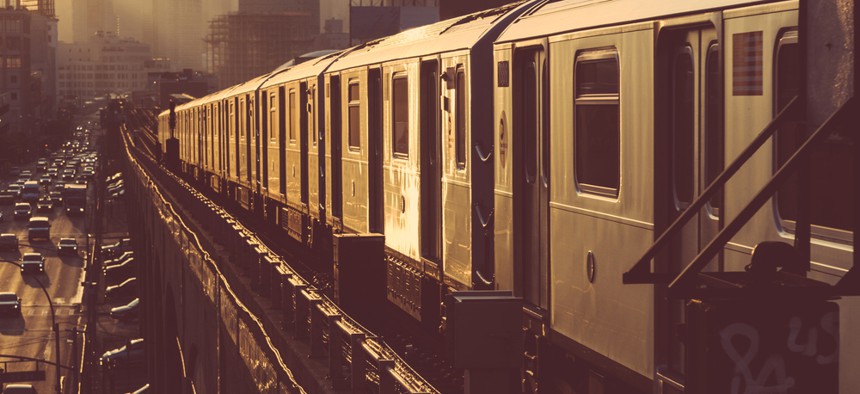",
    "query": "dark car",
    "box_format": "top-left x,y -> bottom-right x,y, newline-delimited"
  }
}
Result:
102,239 -> 132,259
36,197 -> 53,212
104,259 -> 136,285
0,233 -> 18,252
104,256 -> 134,271
105,277 -> 137,303
20,252 -> 44,273
13,203 -> 31,220
49,190 -> 63,204
100,337 -> 144,366
57,238 -> 78,255
0,292 -> 21,315
2,383 -> 35,393
109,298 -> 139,321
